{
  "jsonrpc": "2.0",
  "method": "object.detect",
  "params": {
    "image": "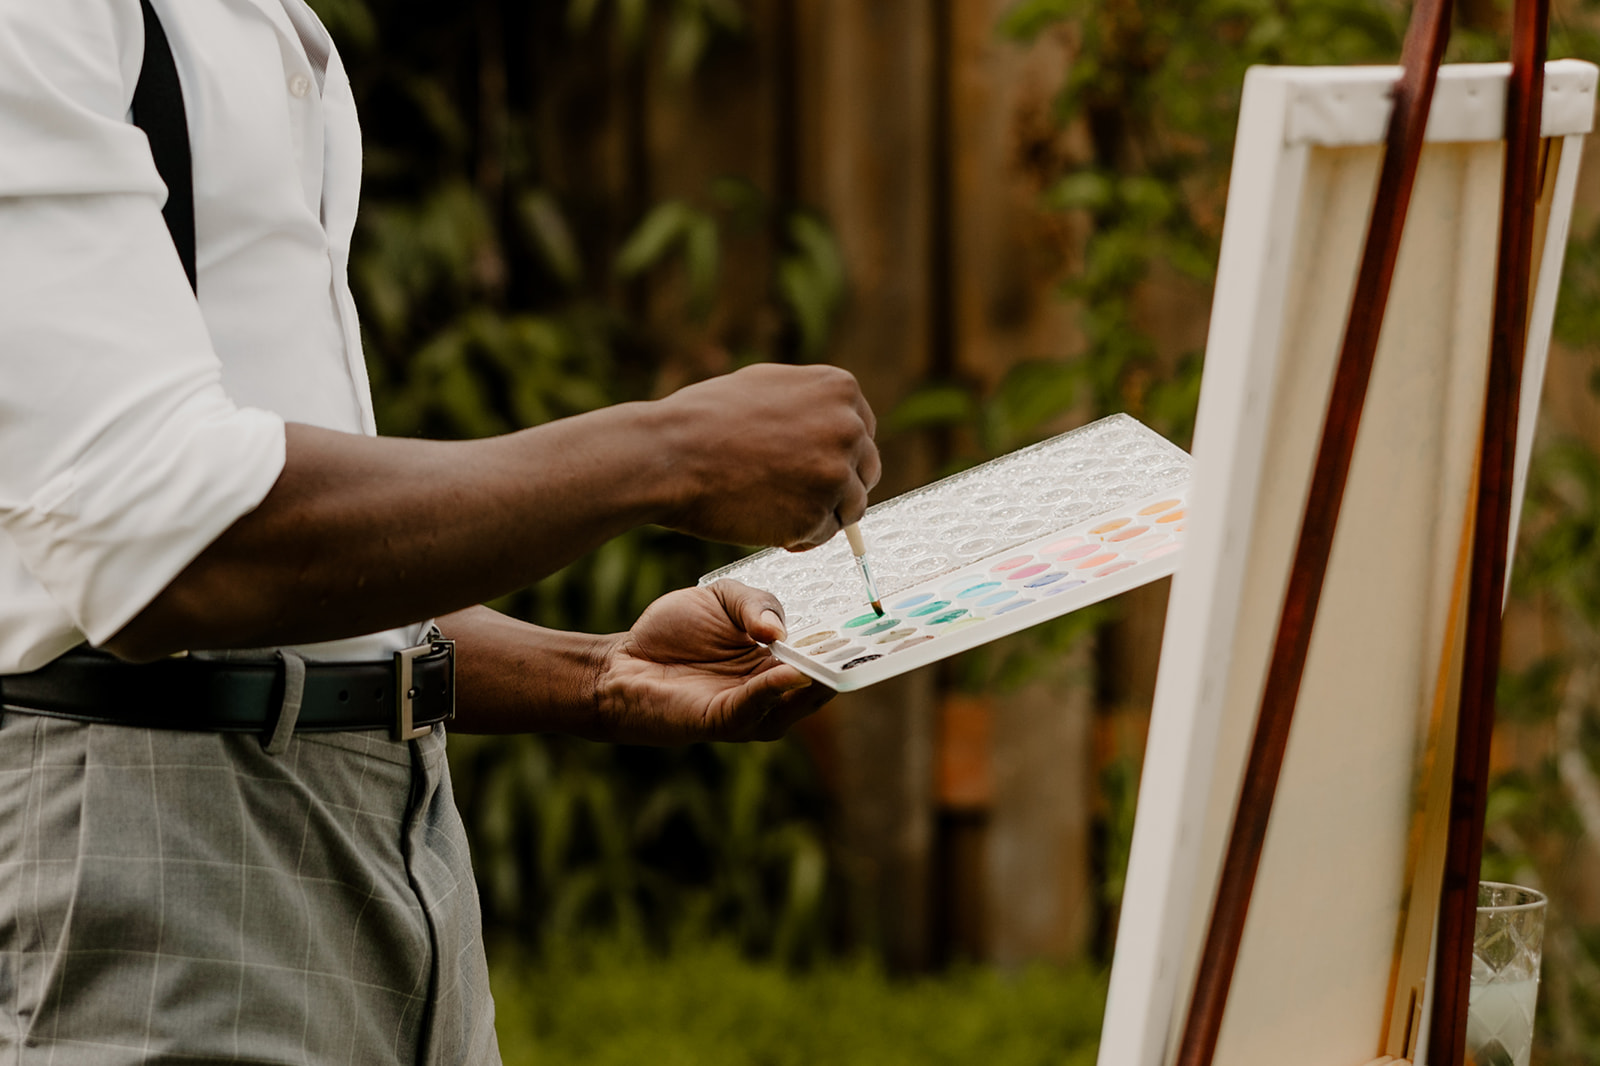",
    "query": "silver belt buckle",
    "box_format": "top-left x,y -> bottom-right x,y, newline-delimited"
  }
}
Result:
394,638 -> 455,741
